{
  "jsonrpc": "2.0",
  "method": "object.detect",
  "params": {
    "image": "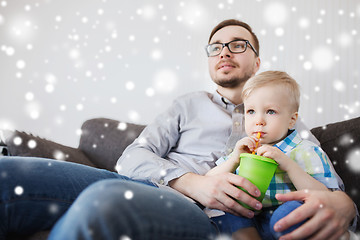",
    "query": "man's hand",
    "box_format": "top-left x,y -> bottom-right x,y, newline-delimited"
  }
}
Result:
169,172 -> 262,218
274,190 -> 356,240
